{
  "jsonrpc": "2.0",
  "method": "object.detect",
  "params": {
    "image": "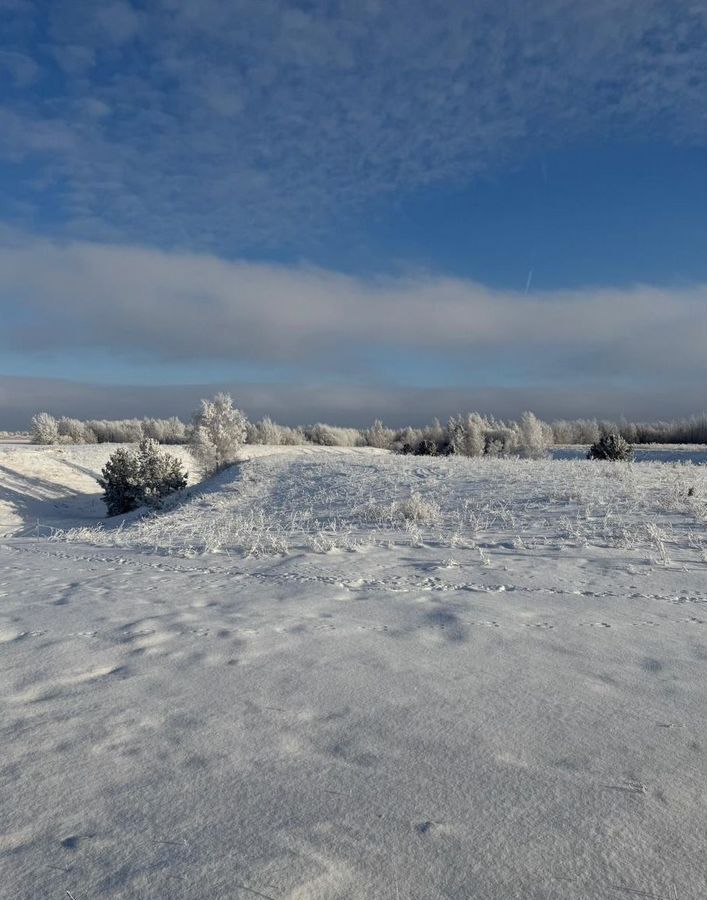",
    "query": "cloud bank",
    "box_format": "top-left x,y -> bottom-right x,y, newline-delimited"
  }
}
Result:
1,232 -> 705,424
